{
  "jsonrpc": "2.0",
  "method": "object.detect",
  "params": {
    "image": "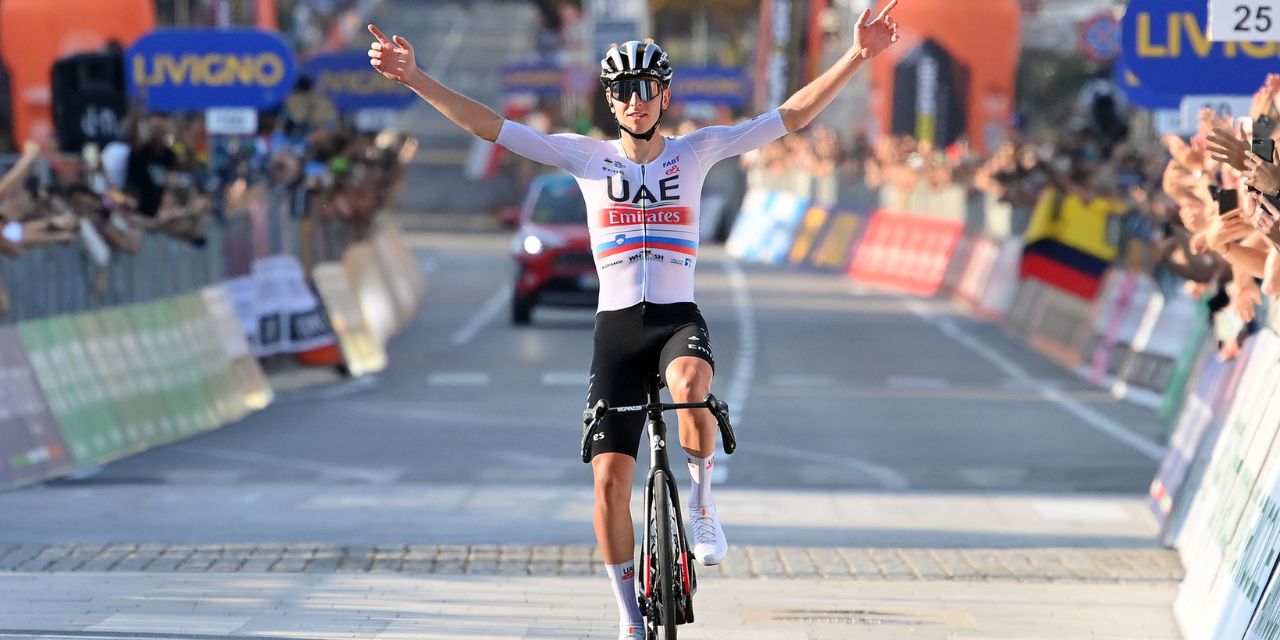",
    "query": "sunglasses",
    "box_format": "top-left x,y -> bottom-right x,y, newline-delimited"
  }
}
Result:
608,78 -> 661,103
